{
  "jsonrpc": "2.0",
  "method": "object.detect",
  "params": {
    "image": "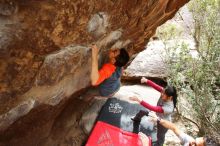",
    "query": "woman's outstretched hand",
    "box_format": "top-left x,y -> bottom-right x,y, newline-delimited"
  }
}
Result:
129,96 -> 142,103
148,112 -> 158,122
141,77 -> 148,84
